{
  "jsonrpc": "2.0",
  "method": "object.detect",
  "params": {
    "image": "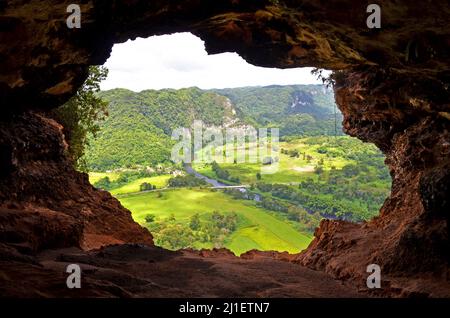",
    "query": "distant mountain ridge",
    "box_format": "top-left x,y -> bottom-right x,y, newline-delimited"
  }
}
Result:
214,84 -> 337,121
213,85 -> 342,136
85,85 -> 342,171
